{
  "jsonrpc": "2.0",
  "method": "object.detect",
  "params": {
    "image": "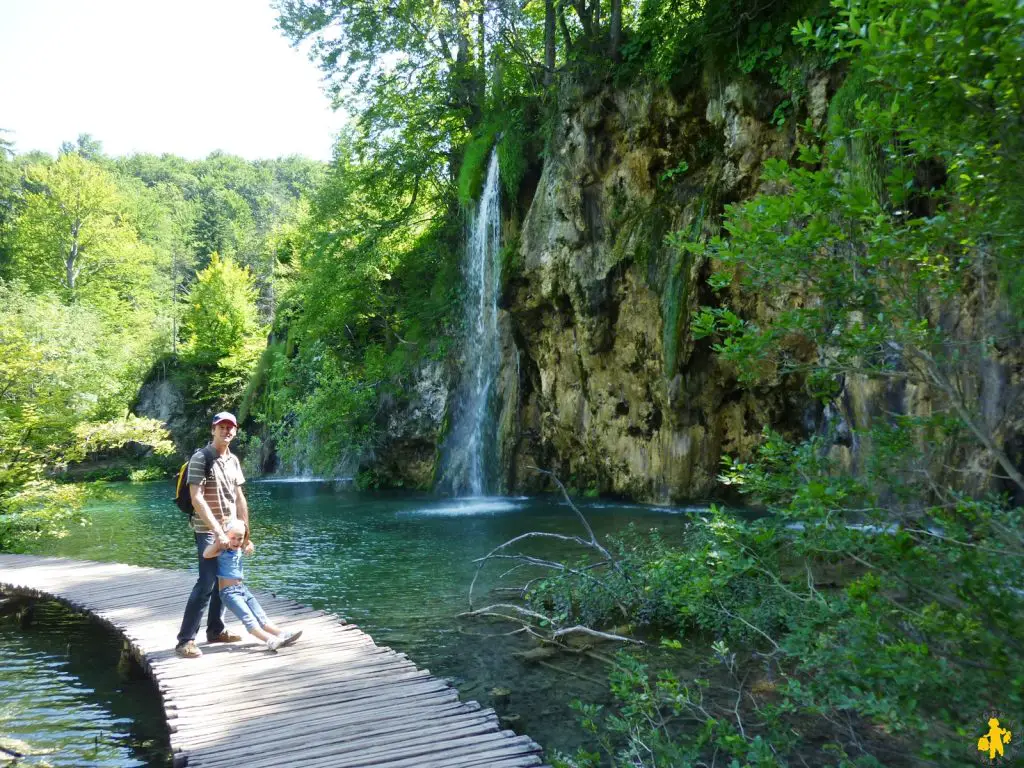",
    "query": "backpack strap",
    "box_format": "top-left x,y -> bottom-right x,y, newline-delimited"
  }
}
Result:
200,445 -> 217,482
